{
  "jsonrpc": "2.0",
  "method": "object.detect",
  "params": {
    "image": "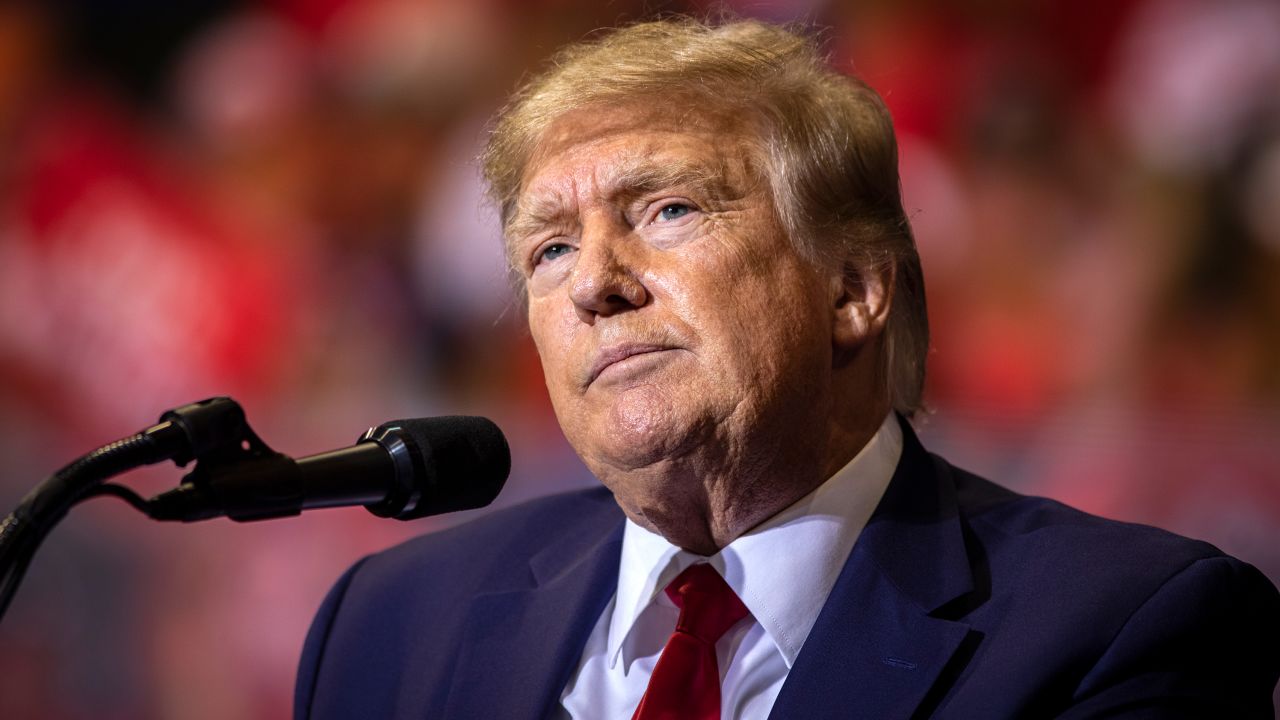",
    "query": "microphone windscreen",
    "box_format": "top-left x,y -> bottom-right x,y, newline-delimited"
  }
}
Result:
382,416 -> 510,520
